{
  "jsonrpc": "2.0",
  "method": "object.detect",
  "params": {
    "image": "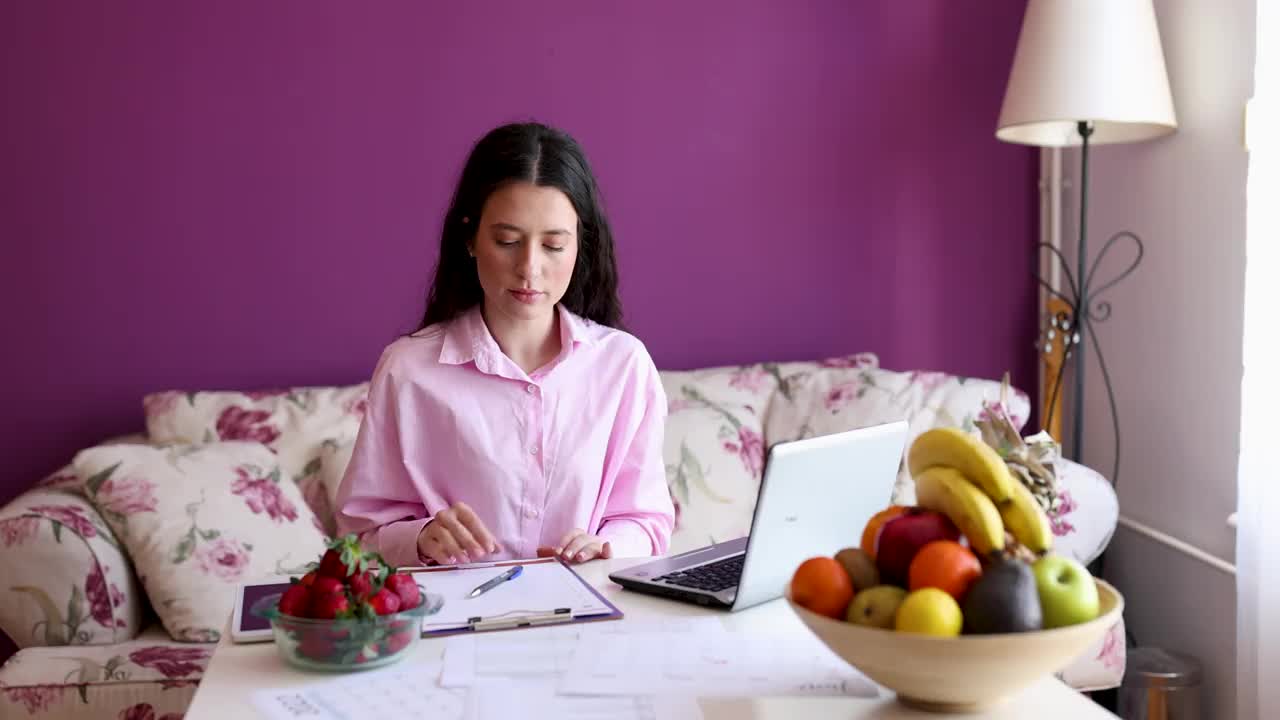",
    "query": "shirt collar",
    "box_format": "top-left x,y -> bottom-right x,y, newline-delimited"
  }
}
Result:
438,304 -> 595,368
